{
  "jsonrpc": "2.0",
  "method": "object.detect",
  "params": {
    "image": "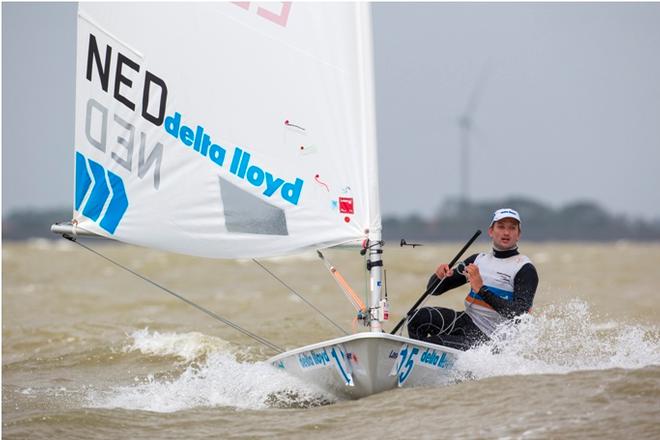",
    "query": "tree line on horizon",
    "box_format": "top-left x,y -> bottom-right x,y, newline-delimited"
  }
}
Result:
384,197 -> 660,242
3,197 -> 660,242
